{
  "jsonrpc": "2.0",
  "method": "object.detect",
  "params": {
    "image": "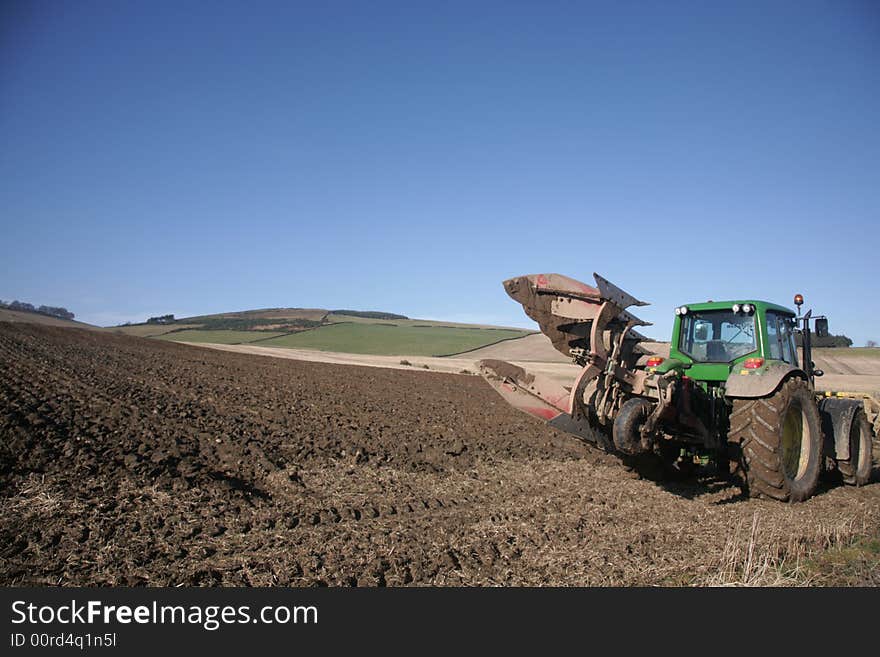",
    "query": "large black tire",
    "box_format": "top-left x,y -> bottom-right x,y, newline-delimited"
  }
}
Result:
837,406 -> 874,486
613,397 -> 653,455
614,398 -> 683,482
728,378 -> 823,502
